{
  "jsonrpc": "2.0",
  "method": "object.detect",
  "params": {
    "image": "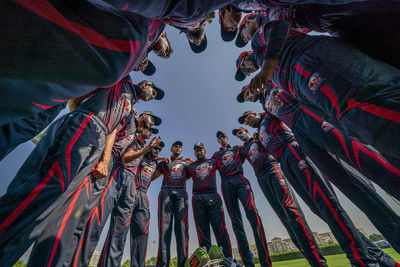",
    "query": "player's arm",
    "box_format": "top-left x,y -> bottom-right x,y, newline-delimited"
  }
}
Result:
250,20 -> 291,94
93,127 -> 118,179
68,90 -> 98,111
123,136 -> 161,163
